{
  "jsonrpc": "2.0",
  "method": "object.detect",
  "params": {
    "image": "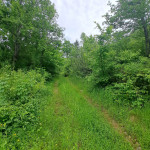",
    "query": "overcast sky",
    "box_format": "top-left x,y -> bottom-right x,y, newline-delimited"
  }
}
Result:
51,0 -> 116,43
